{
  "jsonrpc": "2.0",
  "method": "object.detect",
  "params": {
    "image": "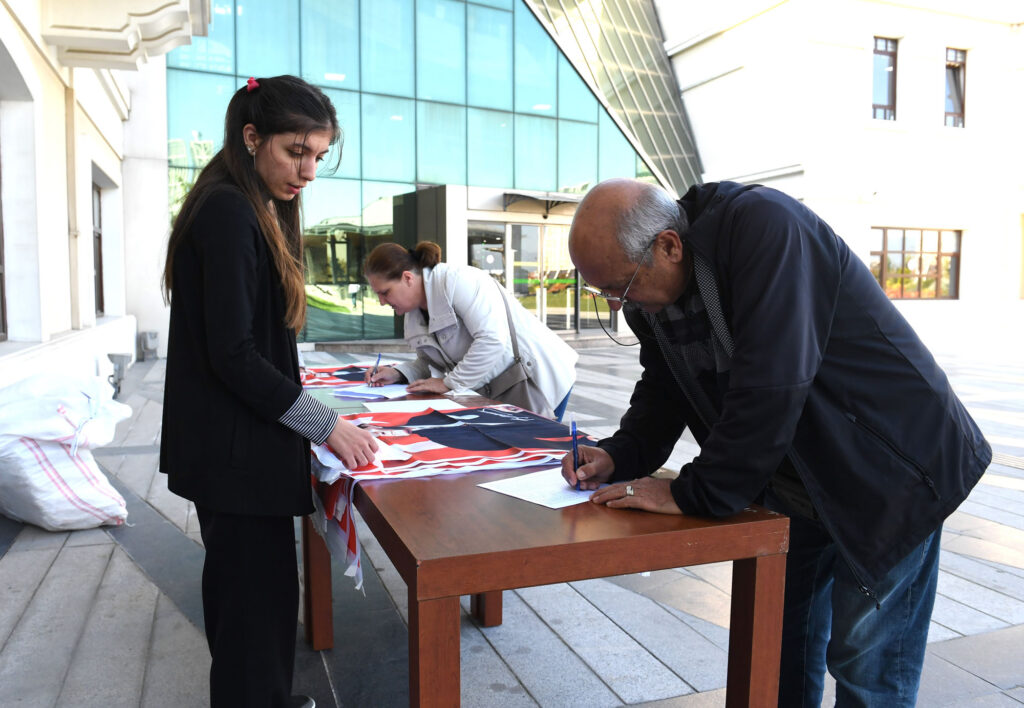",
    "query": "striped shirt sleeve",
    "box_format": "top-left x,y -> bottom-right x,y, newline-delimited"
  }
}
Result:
278,391 -> 338,446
